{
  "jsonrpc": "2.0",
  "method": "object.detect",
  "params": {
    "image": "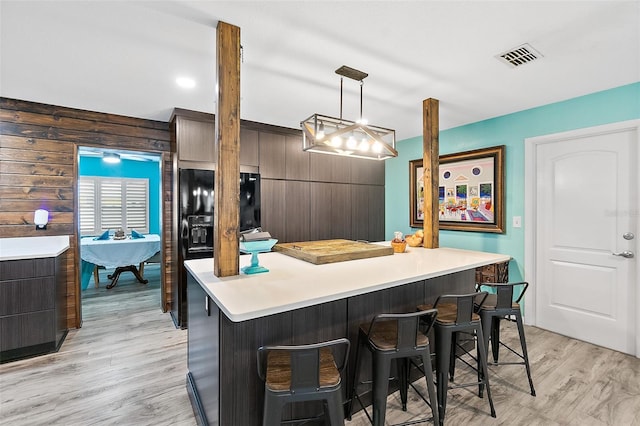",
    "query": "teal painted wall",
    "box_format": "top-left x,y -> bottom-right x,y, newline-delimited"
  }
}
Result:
79,156 -> 162,235
385,82 -> 640,281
